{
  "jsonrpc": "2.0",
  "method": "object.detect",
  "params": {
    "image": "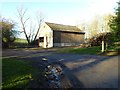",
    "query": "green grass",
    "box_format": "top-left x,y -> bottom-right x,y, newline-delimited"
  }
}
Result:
2,58 -> 39,88
59,46 -> 101,55
58,43 -> 120,55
